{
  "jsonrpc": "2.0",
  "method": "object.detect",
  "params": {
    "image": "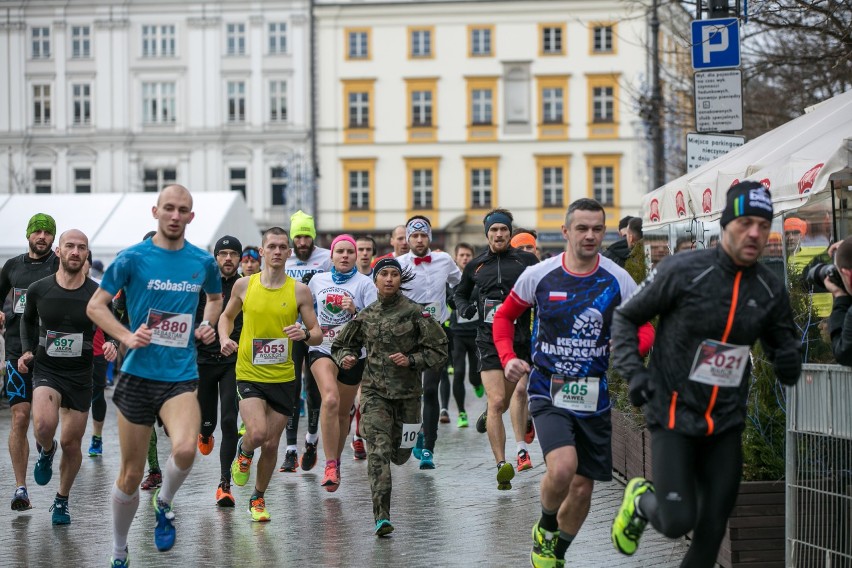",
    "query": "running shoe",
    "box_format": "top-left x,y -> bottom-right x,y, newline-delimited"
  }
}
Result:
497,460 -> 515,490
88,435 -> 103,457
301,442 -> 318,471
474,384 -> 485,398
374,519 -> 394,537
110,548 -> 129,568
412,431 -> 425,460
457,412 -> 469,428
612,477 -> 654,556
530,521 -> 558,568
475,409 -> 487,433
152,489 -> 176,552
231,444 -> 254,487
439,409 -> 450,424
34,439 -> 57,486
216,481 -> 235,507
525,418 -> 536,444
321,461 -> 340,492
249,496 -> 271,522
11,486 -> 32,511
50,495 -> 70,525
351,438 -> 367,460
517,449 -> 533,472
197,434 -> 214,456
419,449 -> 435,470
279,450 -> 299,472
238,422 -> 246,437
141,470 -> 162,491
